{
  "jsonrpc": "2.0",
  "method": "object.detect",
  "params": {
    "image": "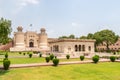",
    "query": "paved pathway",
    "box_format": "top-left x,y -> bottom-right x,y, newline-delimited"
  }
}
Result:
1,59 -> 119,69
